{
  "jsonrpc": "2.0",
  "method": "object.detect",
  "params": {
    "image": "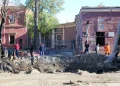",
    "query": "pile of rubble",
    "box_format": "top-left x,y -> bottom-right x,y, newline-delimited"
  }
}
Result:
33,56 -> 67,73
33,53 -> 108,73
65,53 -> 107,72
0,52 -> 118,74
0,58 -> 32,74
